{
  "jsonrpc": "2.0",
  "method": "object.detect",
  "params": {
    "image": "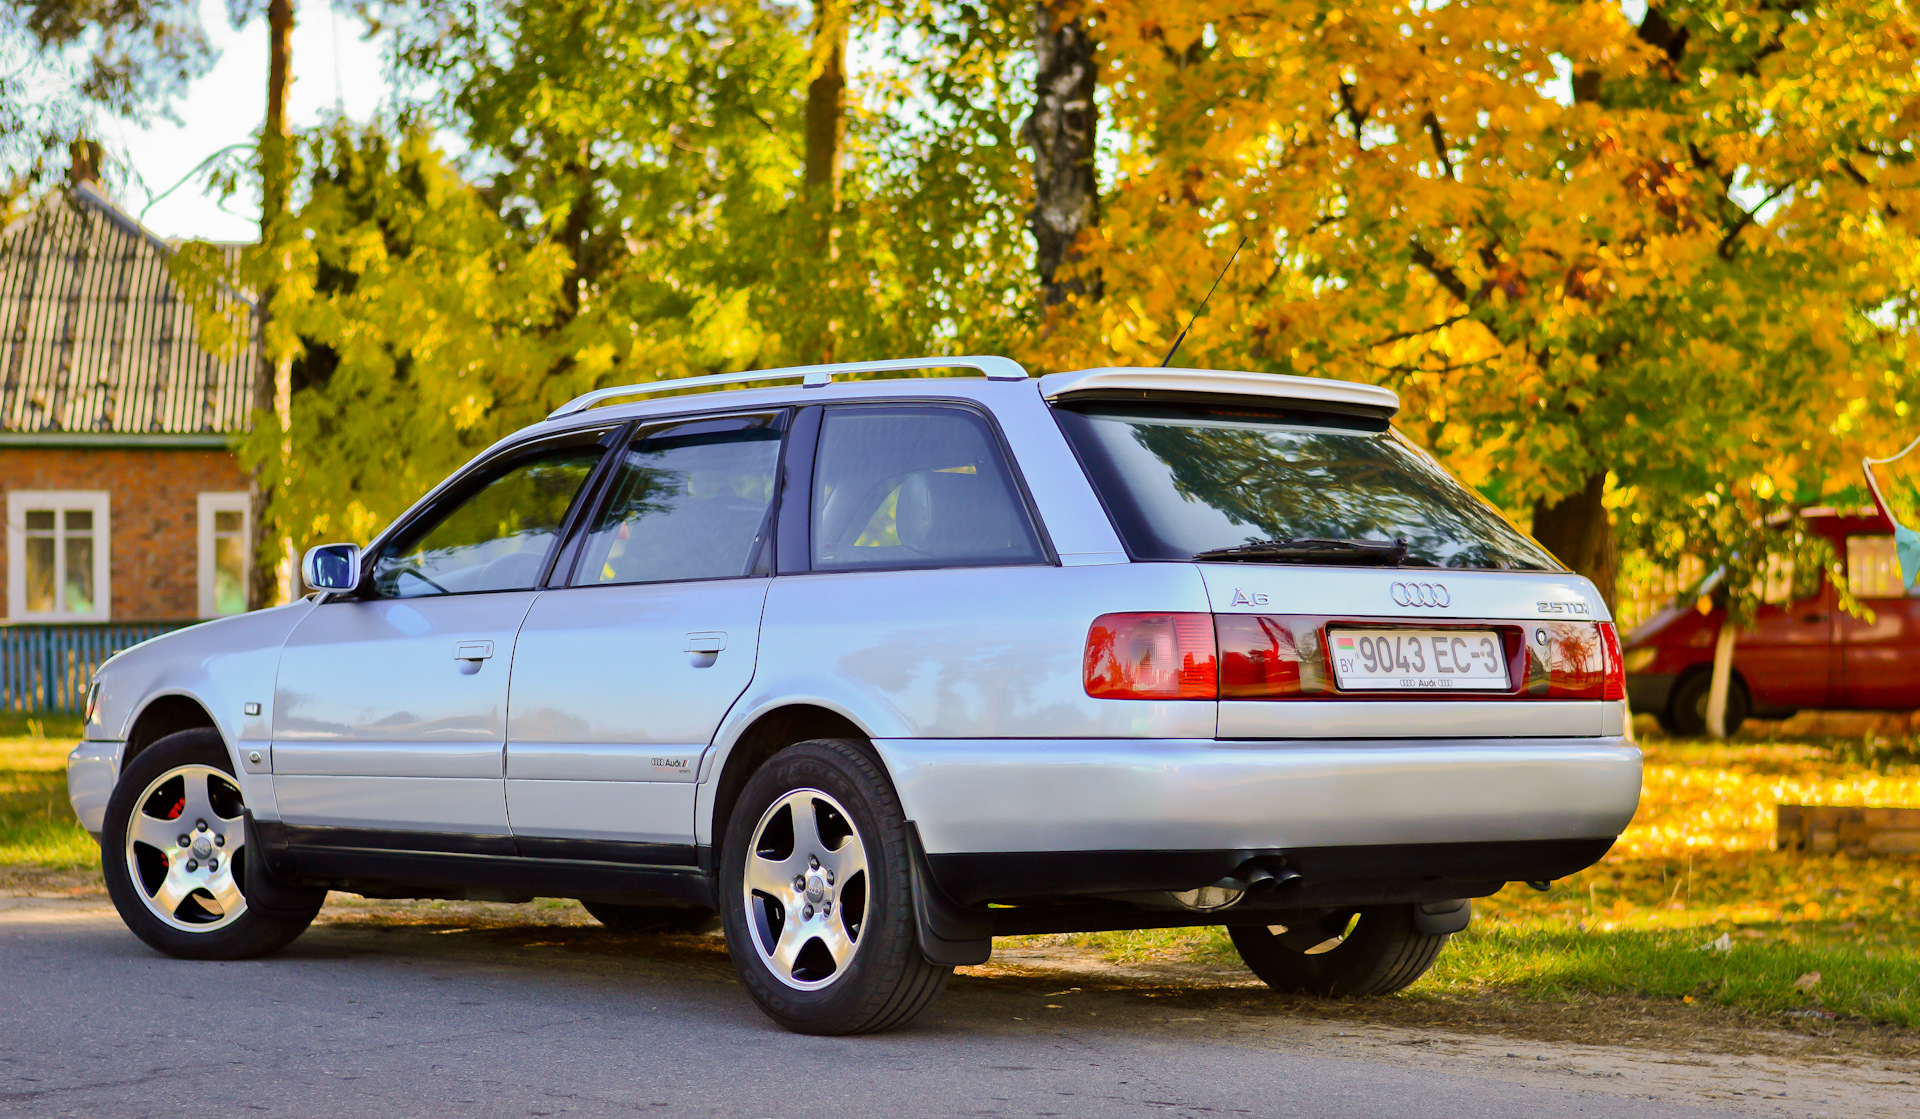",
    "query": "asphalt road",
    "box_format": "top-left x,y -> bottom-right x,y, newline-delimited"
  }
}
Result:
2,900 -> 1779,1119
